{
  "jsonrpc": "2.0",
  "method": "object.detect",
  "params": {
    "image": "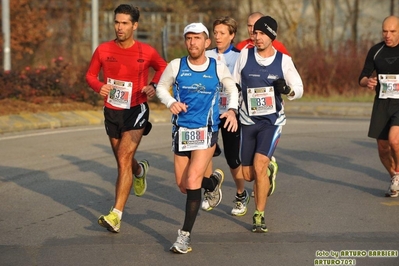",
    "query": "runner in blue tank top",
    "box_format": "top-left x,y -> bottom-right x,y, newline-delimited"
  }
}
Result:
171,56 -> 221,131
156,22 -> 239,254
